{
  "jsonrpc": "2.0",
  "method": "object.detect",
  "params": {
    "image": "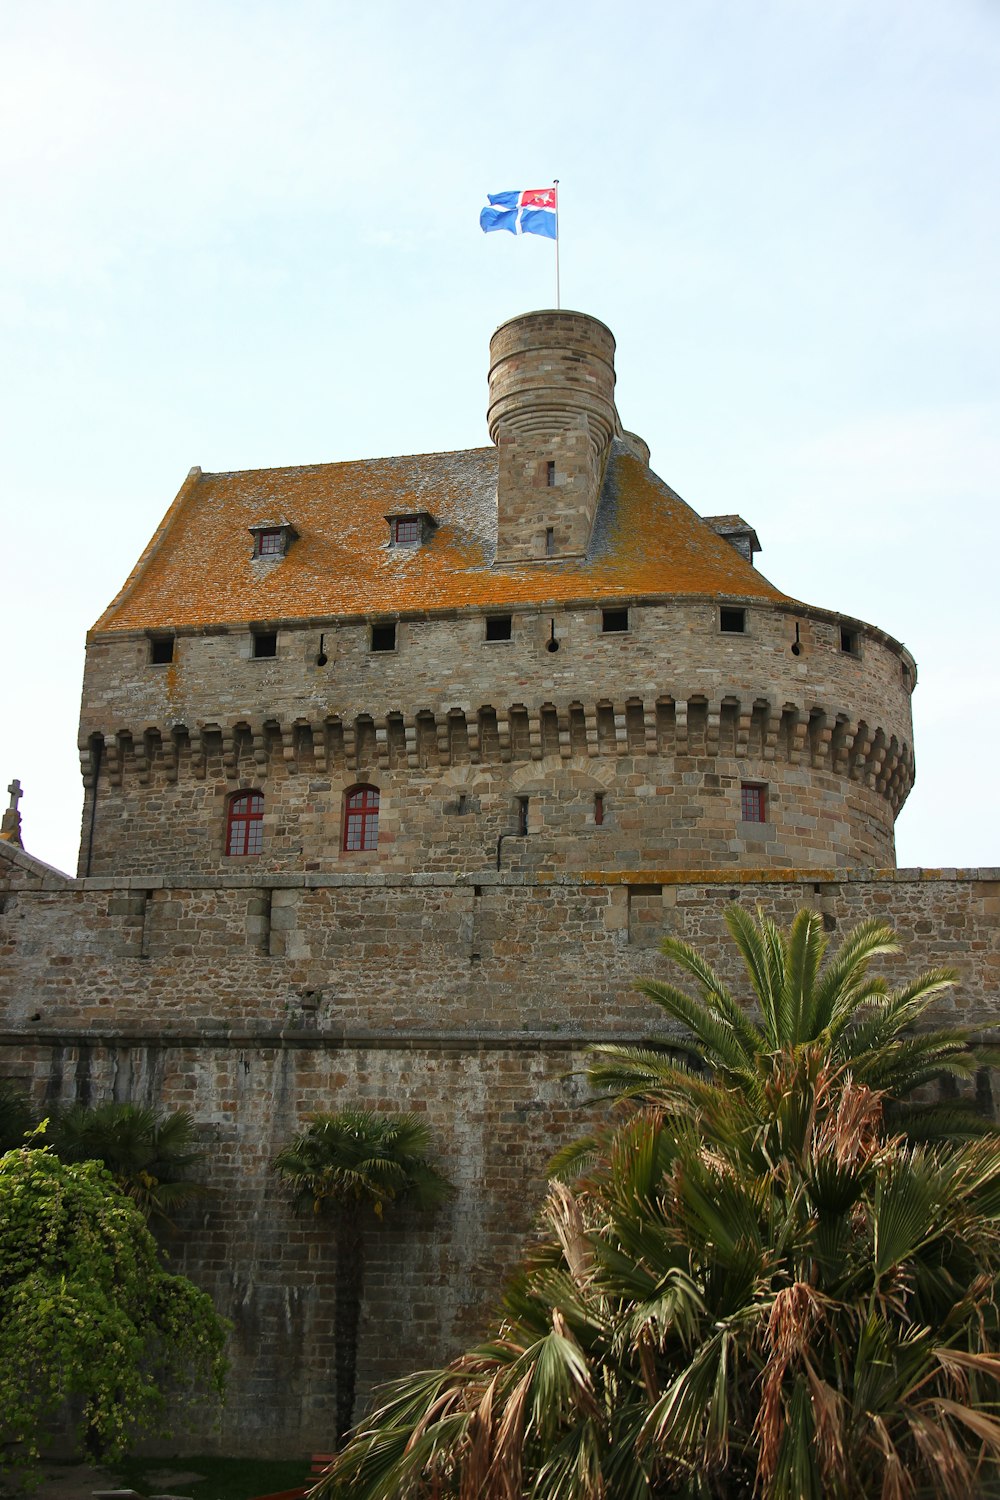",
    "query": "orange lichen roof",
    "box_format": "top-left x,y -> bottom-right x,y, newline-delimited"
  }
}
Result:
91,441 -> 790,634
